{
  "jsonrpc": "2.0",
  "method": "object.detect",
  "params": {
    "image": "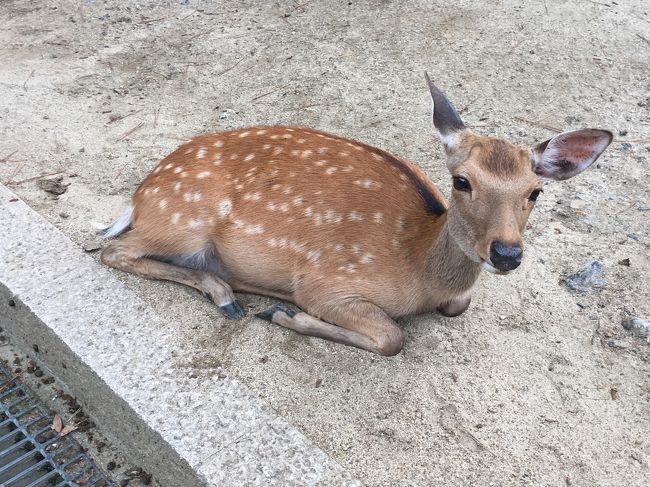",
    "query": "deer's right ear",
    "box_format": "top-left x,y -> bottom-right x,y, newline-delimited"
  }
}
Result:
425,72 -> 465,150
